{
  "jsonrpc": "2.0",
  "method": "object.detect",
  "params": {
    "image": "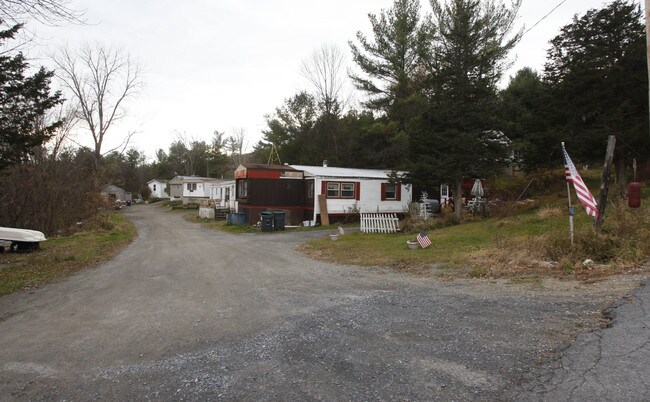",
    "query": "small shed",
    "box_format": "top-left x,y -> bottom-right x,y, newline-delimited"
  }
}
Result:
100,184 -> 127,203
